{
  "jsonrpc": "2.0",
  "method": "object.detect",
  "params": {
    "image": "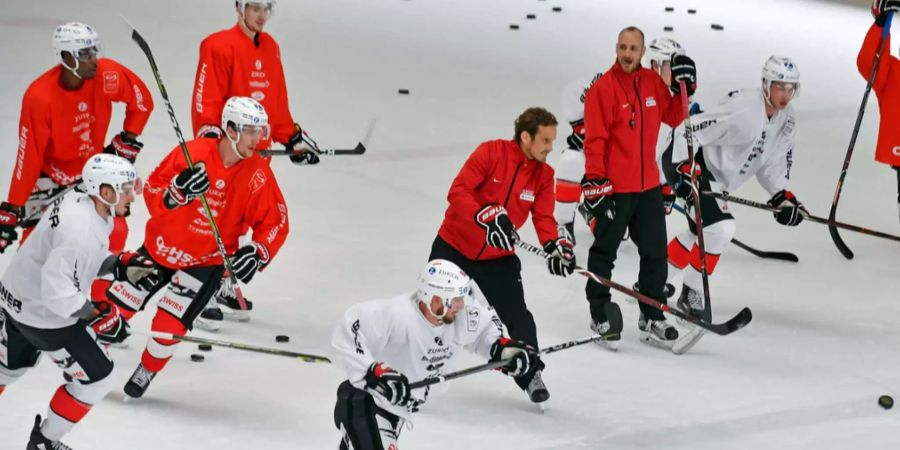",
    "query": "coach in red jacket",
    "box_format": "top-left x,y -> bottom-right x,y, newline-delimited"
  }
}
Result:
580,26 -> 696,349
431,107 -> 575,405
863,1 -> 900,222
